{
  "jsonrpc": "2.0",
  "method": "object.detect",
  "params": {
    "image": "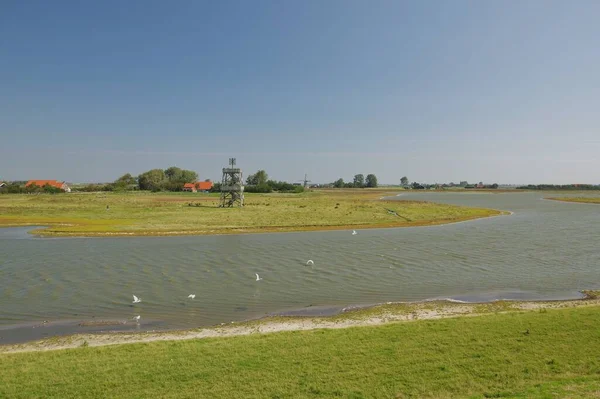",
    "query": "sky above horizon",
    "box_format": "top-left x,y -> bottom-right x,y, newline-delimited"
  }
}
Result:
1,1 -> 600,184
